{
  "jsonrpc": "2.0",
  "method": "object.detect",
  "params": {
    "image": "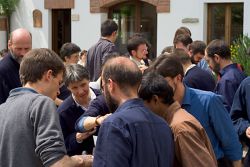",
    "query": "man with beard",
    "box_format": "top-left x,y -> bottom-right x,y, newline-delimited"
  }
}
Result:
0,28 -> 32,104
93,56 -> 174,167
205,39 -> 246,112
